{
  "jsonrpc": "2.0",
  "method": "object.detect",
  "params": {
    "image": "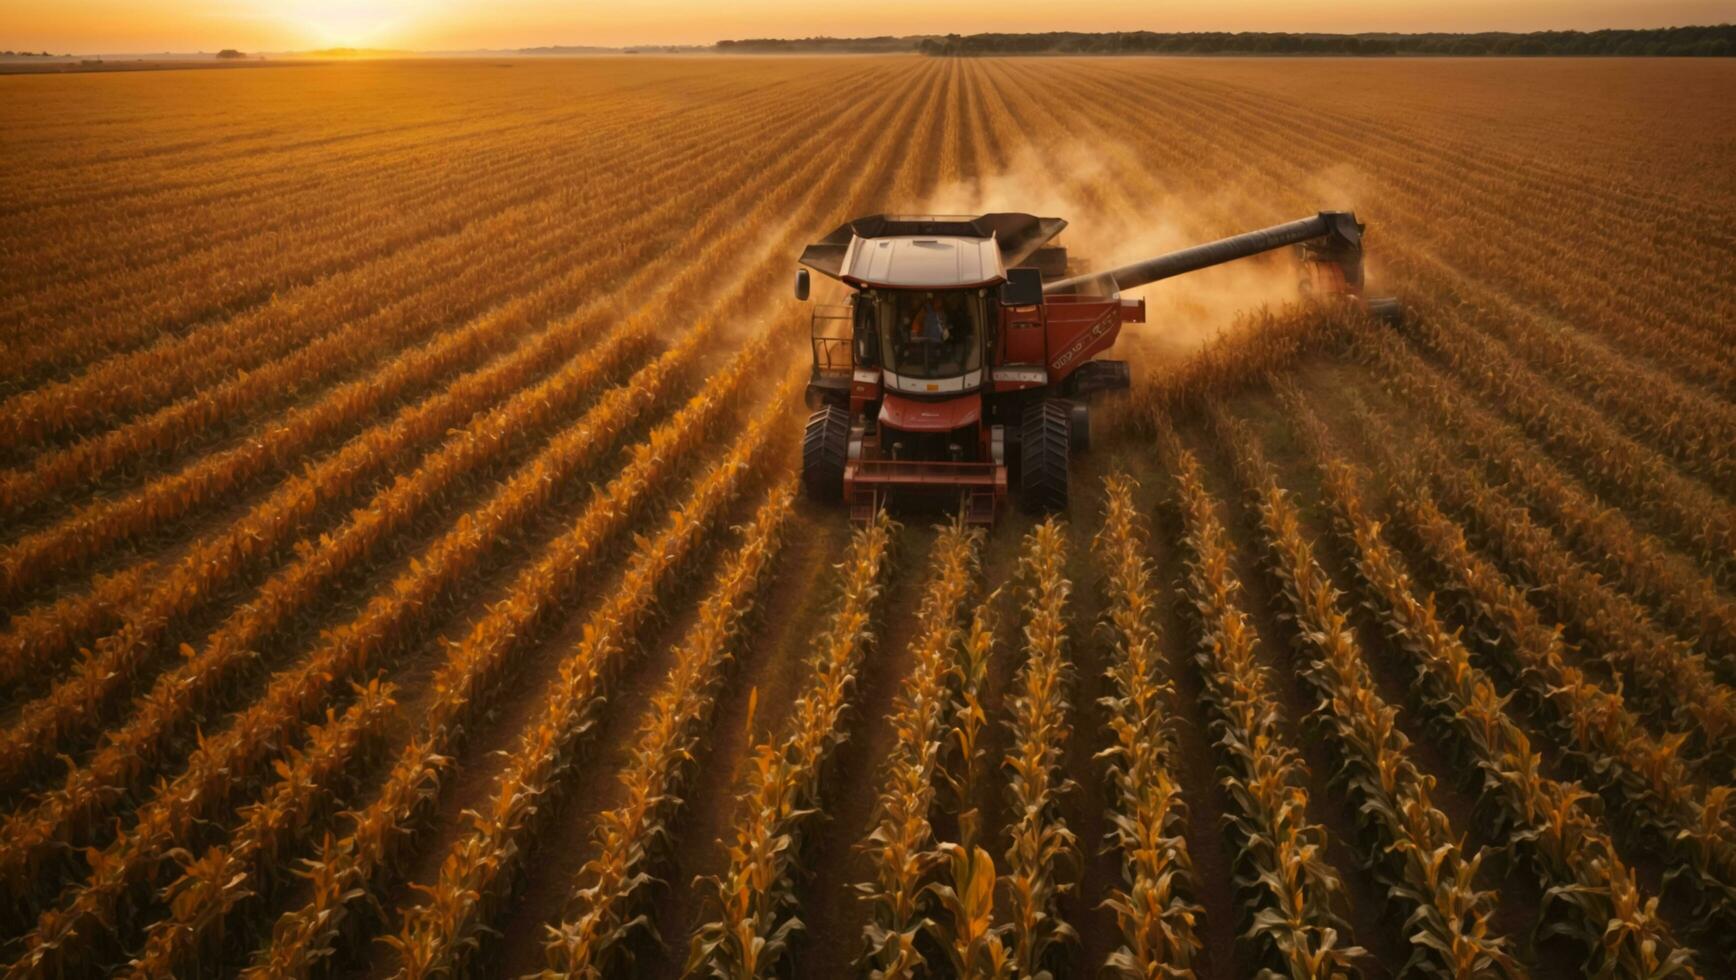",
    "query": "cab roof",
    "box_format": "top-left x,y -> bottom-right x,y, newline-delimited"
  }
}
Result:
799,212 -> 1067,289
838,235 -> 1002,289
